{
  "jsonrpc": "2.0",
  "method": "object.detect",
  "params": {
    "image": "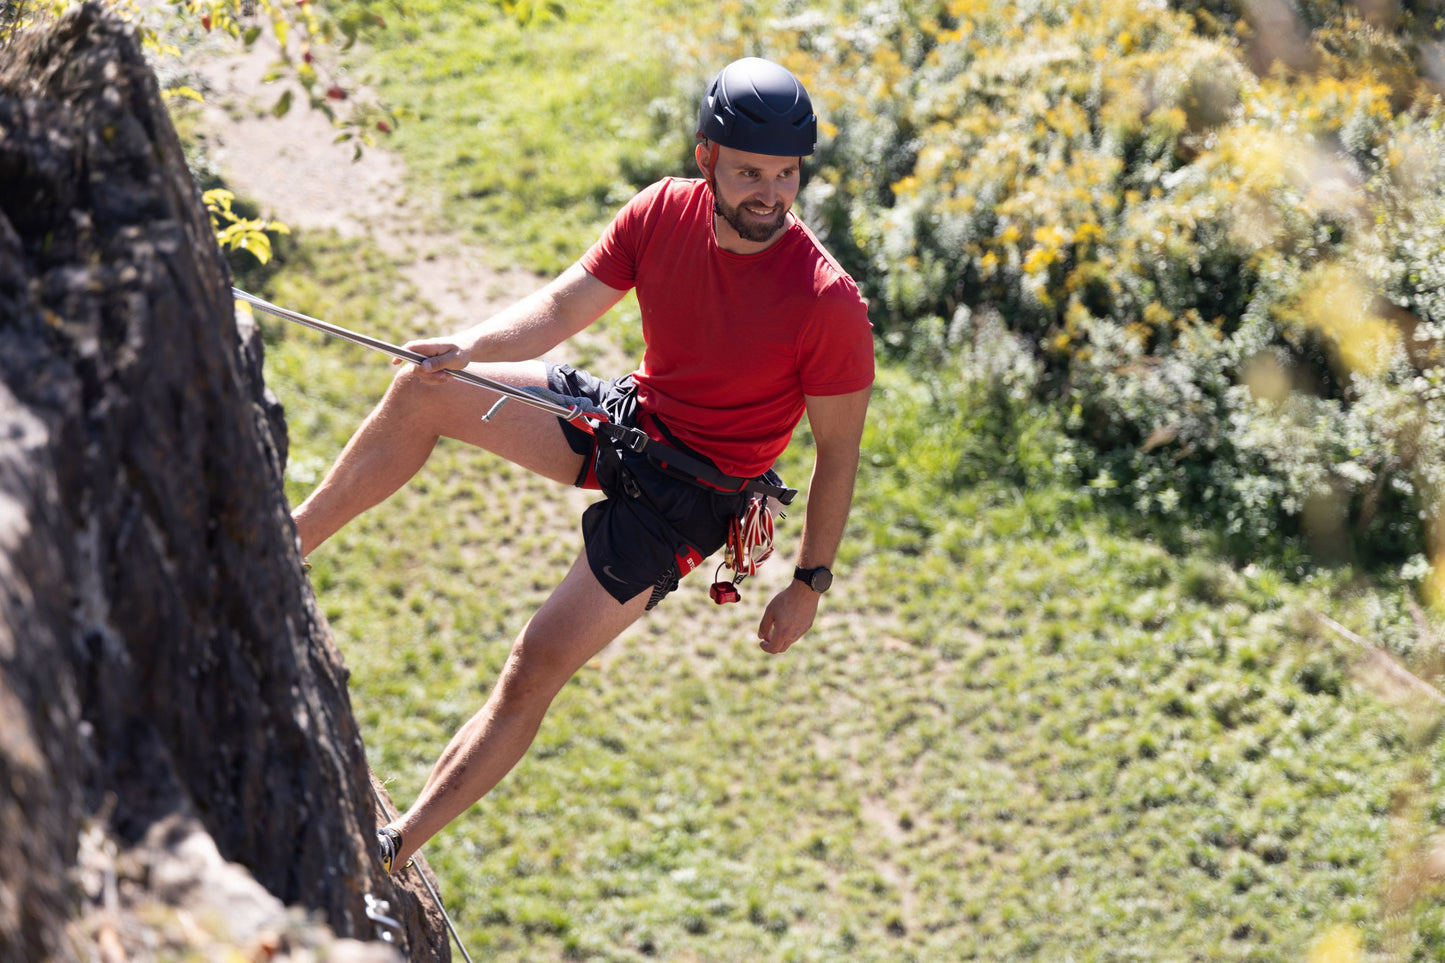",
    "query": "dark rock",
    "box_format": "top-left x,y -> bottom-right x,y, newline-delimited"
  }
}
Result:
0,5 -> 447,959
